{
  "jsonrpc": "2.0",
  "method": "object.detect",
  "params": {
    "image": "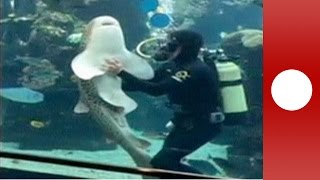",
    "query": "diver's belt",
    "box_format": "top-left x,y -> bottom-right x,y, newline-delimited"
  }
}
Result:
168,103 -> 225,124
220,79 -> 243,87
167,103 -> 214,115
